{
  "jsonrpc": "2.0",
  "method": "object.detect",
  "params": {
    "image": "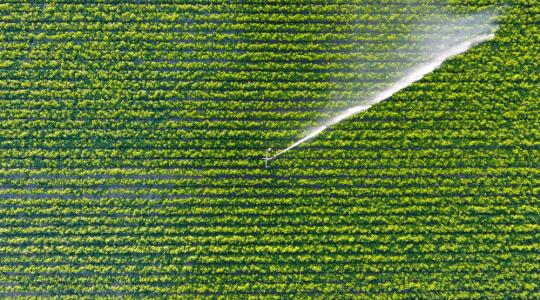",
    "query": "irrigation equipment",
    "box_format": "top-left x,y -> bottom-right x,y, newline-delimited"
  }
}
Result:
263,148 -> 272,168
